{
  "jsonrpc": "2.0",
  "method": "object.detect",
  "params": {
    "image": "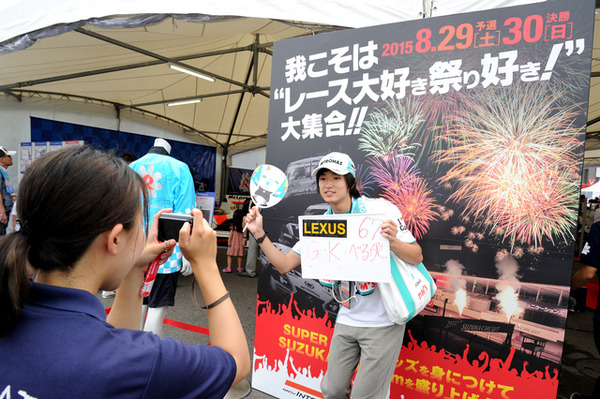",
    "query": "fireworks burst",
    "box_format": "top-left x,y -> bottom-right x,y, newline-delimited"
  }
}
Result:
358,97 -> 424,158
451,226 -> 466,235
415,89 -> 467,164
368,153 -> 420,190
381,178 -> 439,239
359,97 -> 441,238
527,246 -> 544,255
464,239 -> 478,253
434,83 -> 583,247
493,226 -> 505,237
369,154 -> 440,239
441,209 -> 454,221
354,164 -> 375,197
